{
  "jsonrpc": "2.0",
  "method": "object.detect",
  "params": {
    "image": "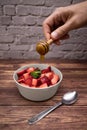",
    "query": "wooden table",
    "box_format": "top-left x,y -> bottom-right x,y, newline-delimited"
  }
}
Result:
0,59 -> 87,130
